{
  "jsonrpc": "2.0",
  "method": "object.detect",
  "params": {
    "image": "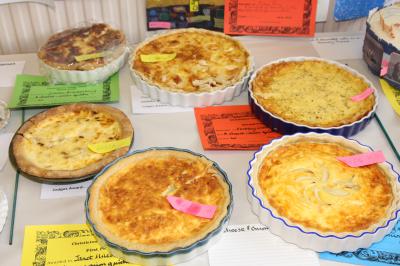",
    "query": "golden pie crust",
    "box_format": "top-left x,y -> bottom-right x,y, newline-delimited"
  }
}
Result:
132,28 -> 250,93
251,60 -> 375,128
88,149 -> 231,252
257,139 -> 394,233
12,103 -> 133,179
38,23 -> 126,71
